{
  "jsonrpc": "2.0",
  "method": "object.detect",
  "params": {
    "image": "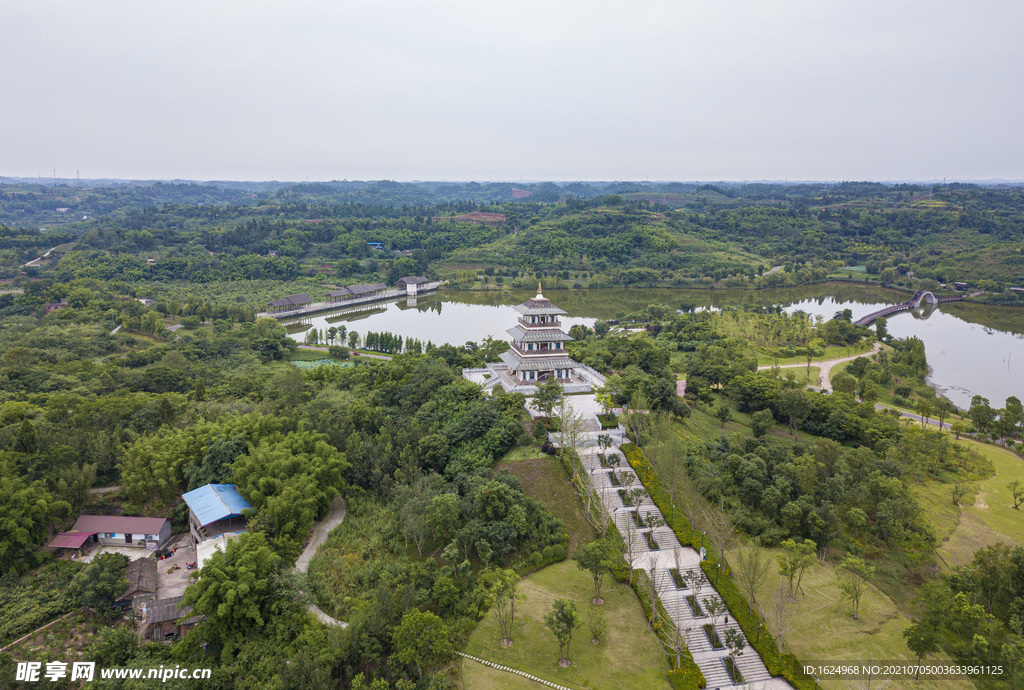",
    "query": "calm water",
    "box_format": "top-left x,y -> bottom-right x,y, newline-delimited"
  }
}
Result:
282,285 -> 1024,409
